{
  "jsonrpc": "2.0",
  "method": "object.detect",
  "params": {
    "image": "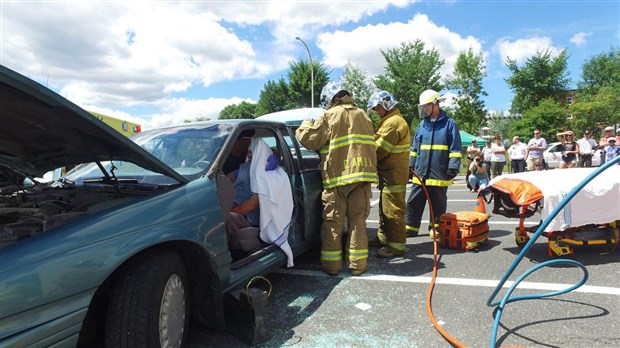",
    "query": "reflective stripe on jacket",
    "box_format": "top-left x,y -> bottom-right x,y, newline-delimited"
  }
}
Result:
375,108 -> 411,186
409,109 -> 462,187
296,96 -> 378,189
